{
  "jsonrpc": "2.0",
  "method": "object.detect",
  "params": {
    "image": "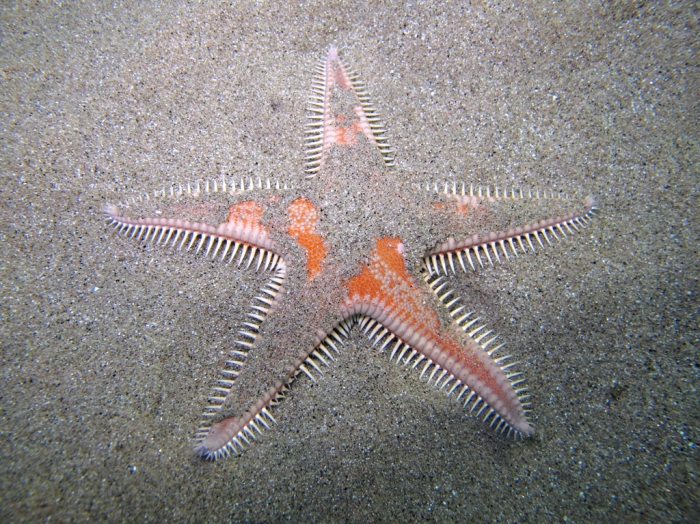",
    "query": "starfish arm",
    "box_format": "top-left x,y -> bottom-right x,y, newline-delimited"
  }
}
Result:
425,195 -> 597,276
194,380 -> 286,459
343,299 -> 533,439
193,319 -> 354,460
195,261 -> 287,428
343,237 -> 534,438
305,47 -> 394,177
106,202 -> 294,458
105,204 -> 282,267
